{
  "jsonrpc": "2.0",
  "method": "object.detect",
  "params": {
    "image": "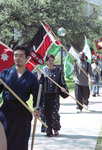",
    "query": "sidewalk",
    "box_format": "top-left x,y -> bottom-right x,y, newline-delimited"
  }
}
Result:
28,85 -> 102,150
